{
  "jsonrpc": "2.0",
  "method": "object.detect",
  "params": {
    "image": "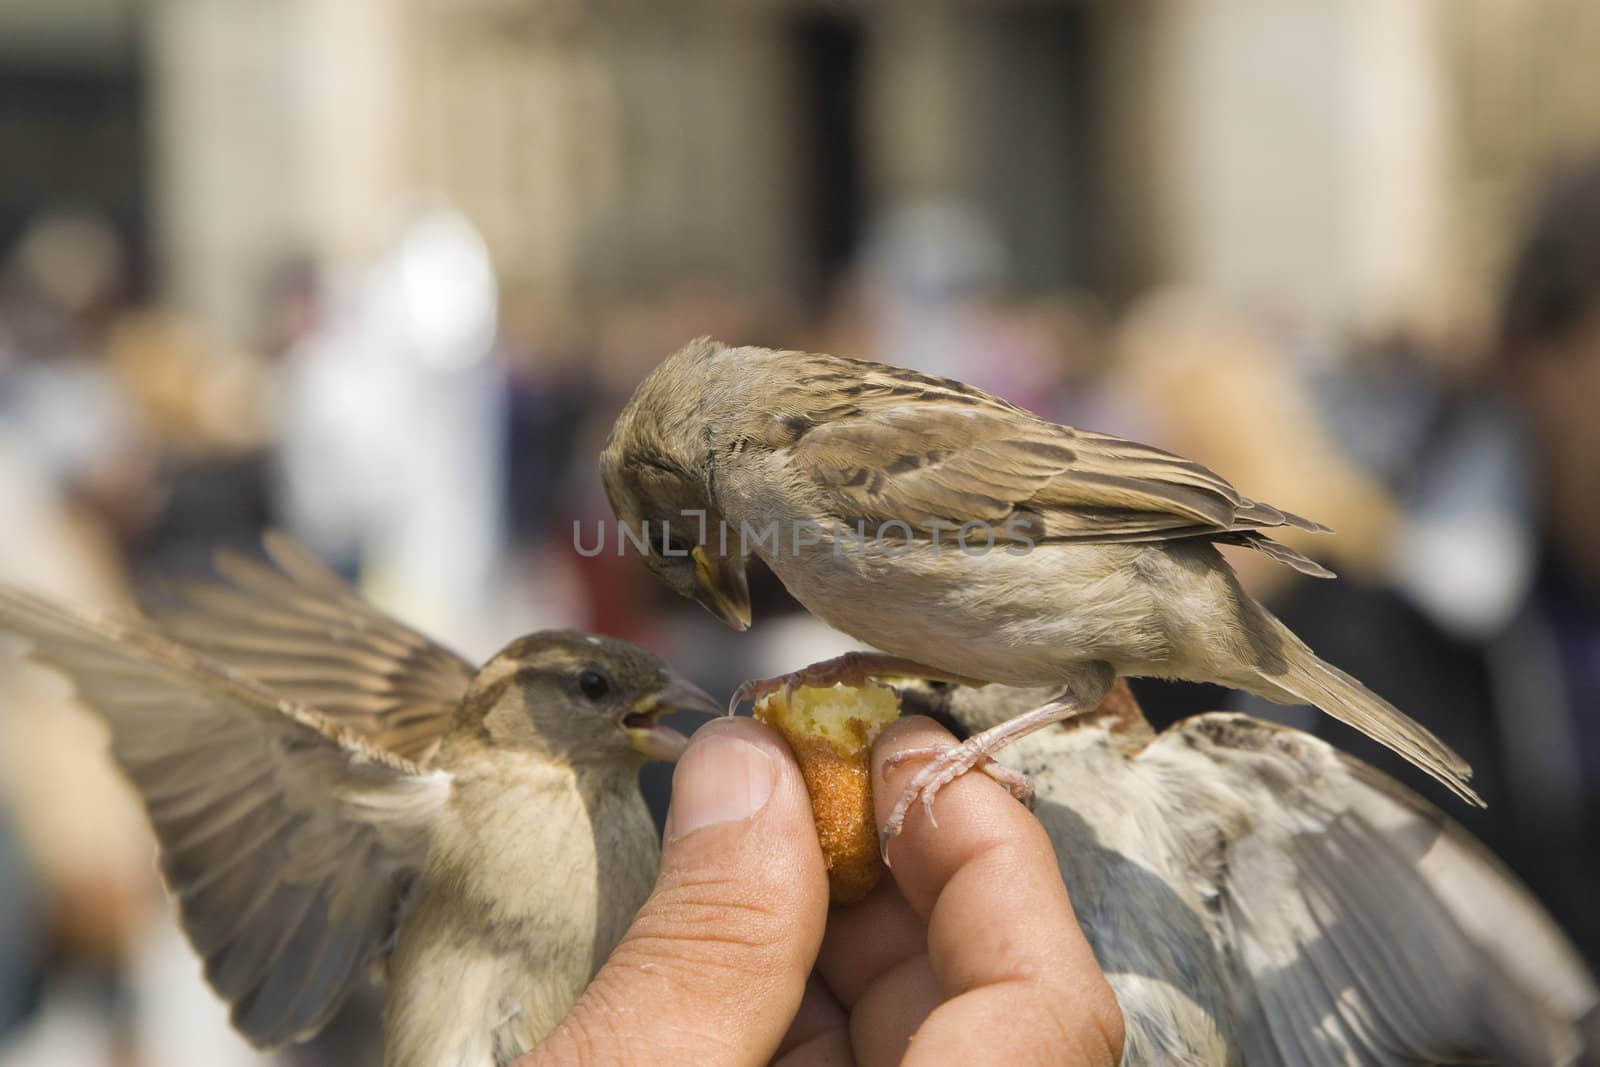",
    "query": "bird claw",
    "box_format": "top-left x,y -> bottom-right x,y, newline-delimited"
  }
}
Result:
727,677 -> 776,716
727,674 -> 834,716
878,741 -> 1035,860
984,760 -> 1036,810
